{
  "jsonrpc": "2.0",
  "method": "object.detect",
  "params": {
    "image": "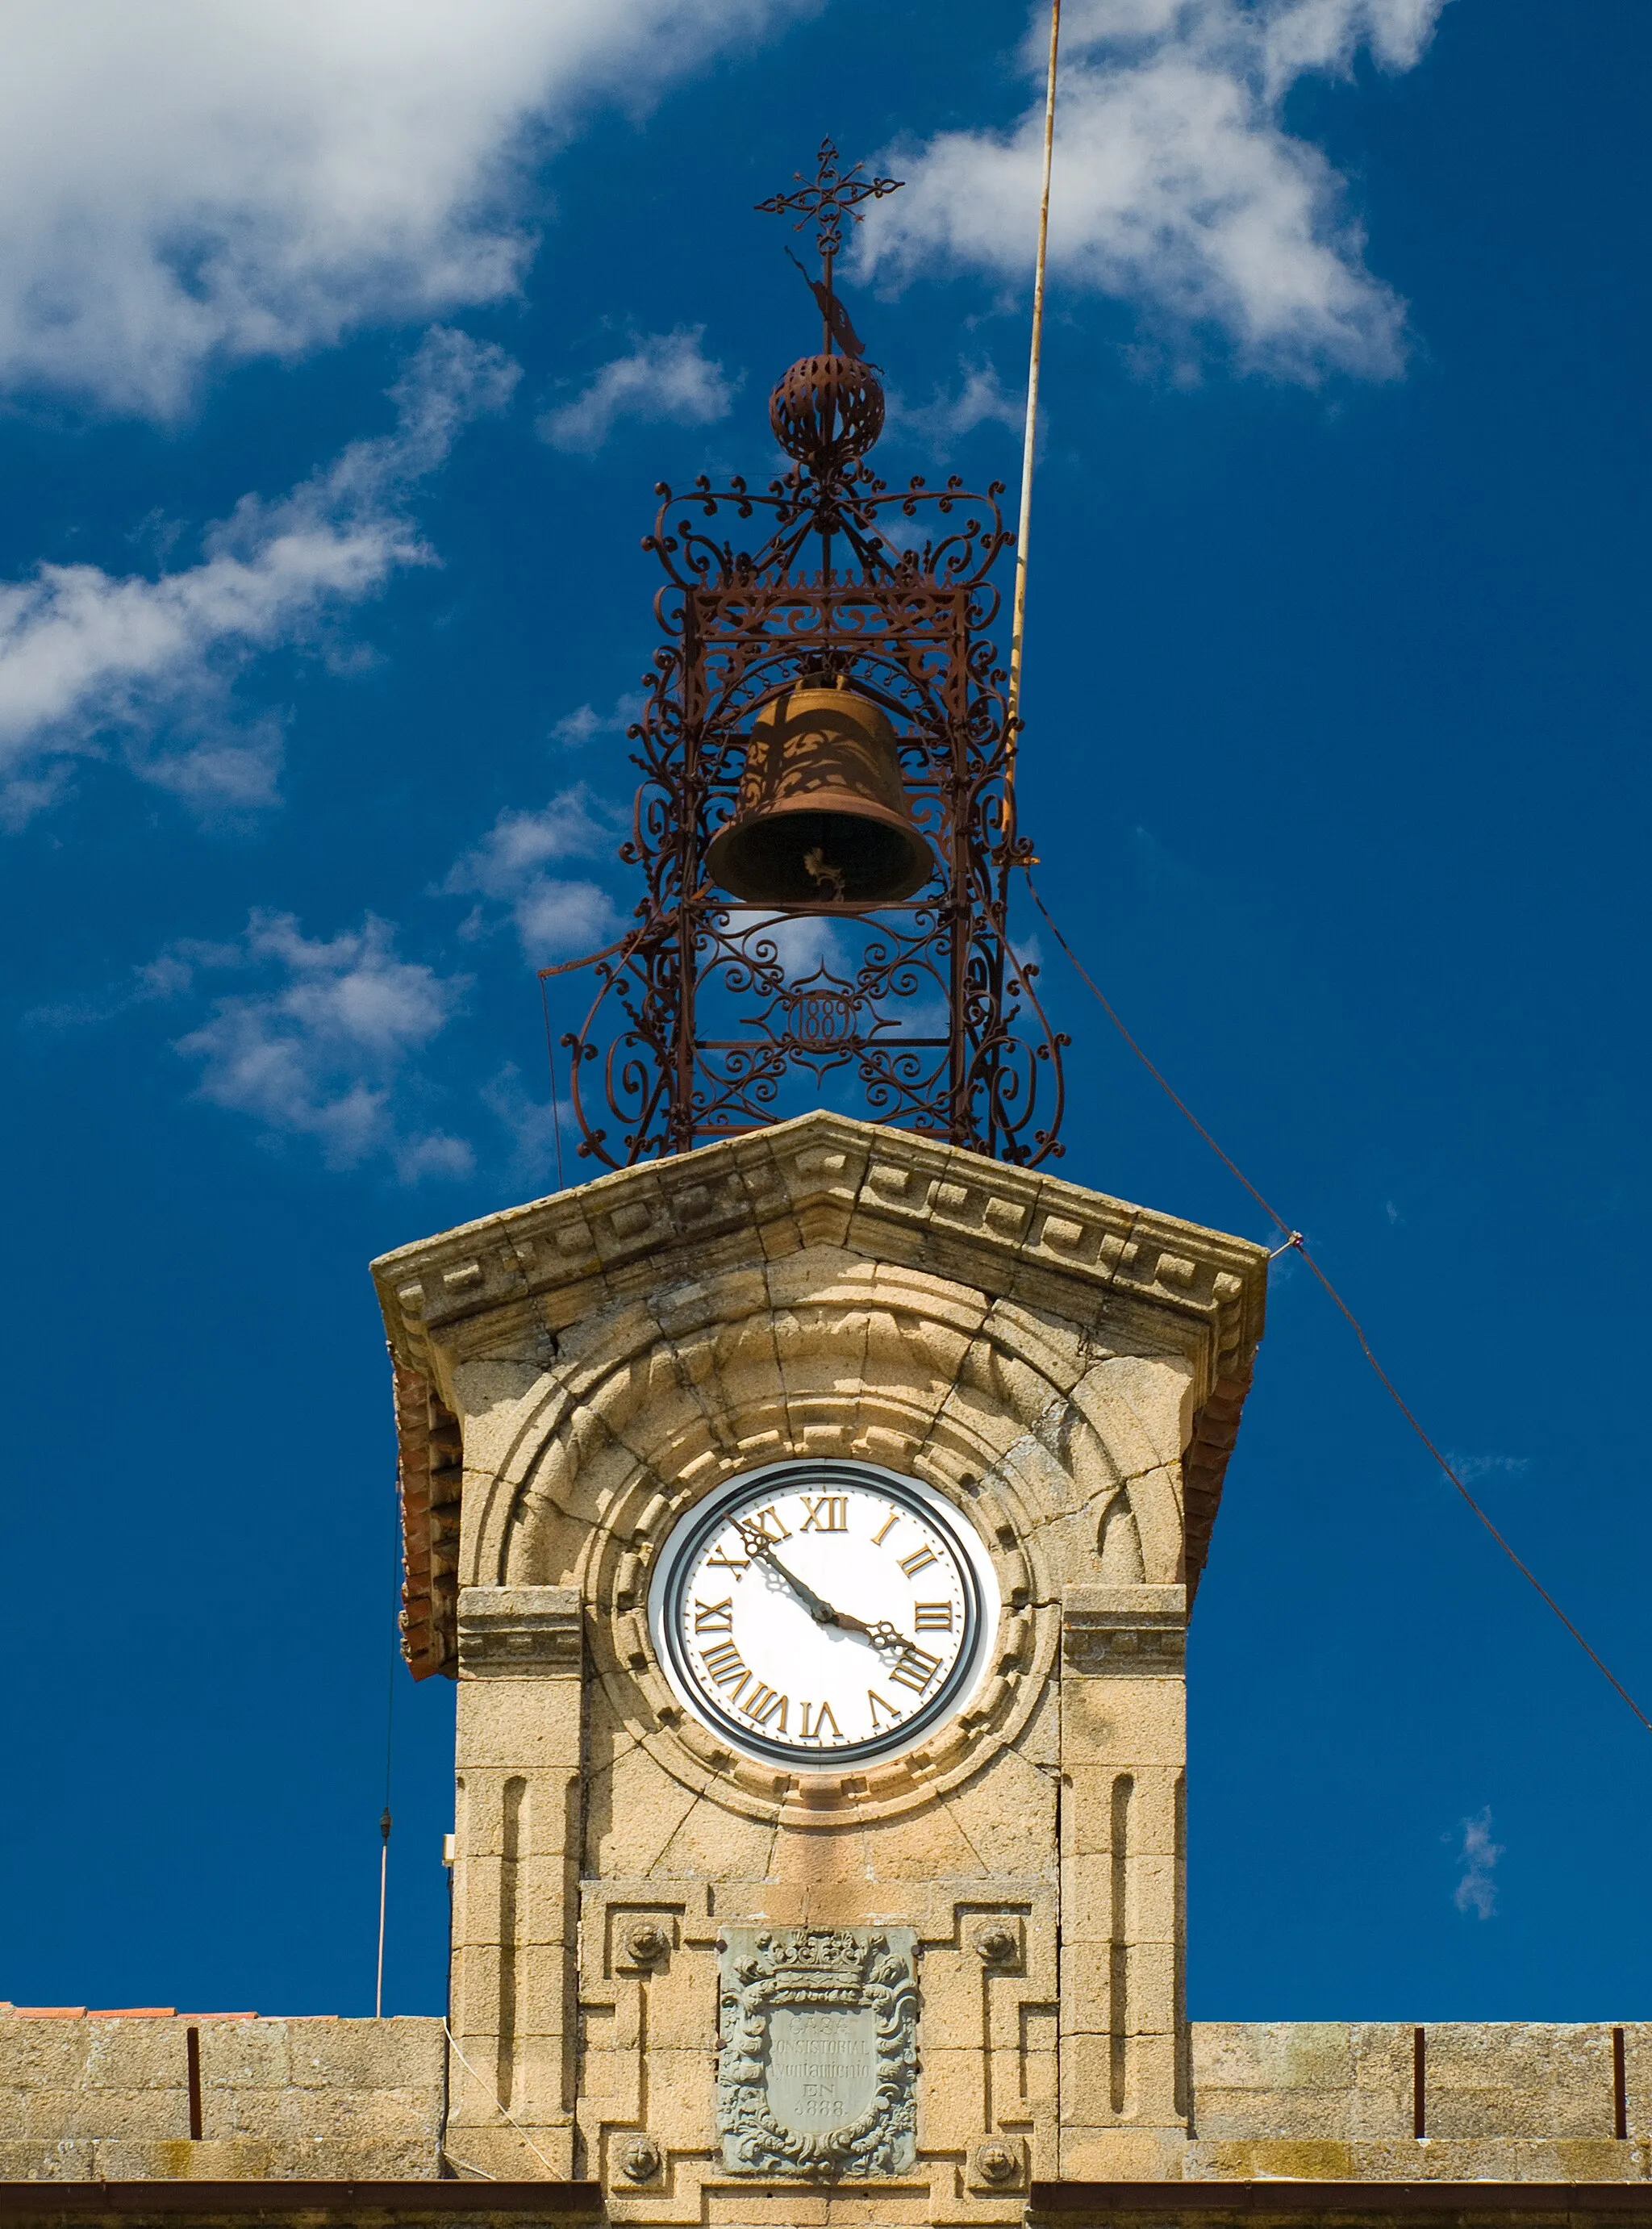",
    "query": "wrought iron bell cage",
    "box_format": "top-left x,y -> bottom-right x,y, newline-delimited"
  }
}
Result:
544,143 -> 1066,1171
